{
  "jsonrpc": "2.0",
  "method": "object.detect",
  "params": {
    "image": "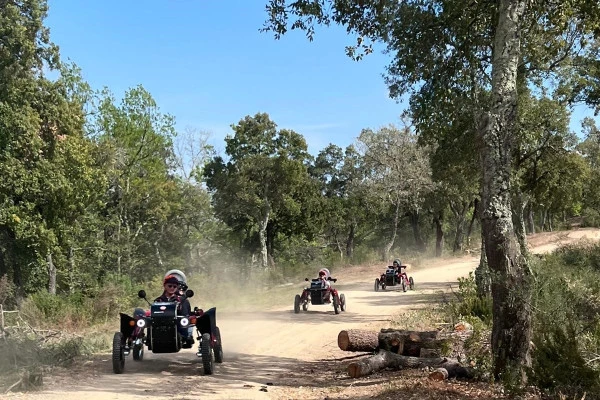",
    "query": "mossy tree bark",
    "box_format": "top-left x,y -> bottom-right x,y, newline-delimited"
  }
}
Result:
480,0 -> 532,385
